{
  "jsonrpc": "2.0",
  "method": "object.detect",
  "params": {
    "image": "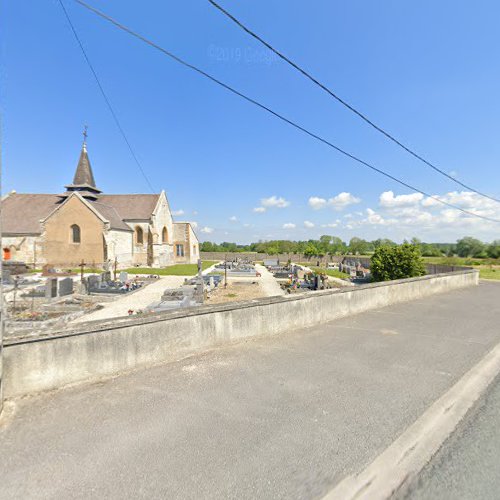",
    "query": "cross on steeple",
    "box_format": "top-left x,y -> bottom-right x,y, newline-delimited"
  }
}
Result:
82,125 -> 88,150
